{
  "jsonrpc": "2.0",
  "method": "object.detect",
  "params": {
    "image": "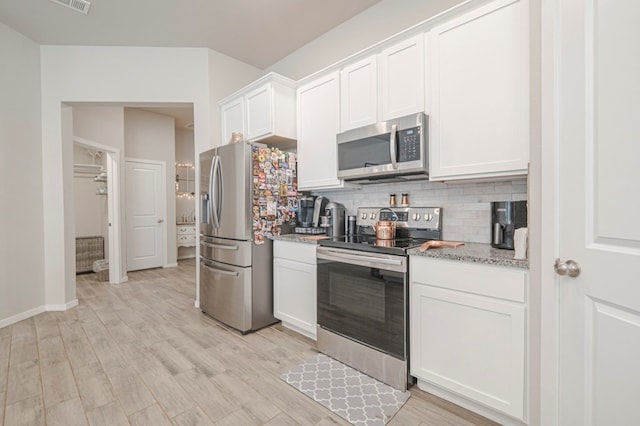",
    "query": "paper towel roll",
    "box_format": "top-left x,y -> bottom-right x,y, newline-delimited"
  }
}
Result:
513,227 -> 528,260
